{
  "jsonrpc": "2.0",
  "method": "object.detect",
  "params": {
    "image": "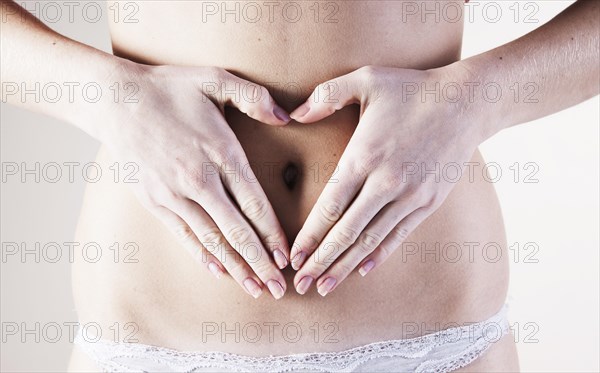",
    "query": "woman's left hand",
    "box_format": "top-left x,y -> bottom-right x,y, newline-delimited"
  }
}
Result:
289,65 -> 485,296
